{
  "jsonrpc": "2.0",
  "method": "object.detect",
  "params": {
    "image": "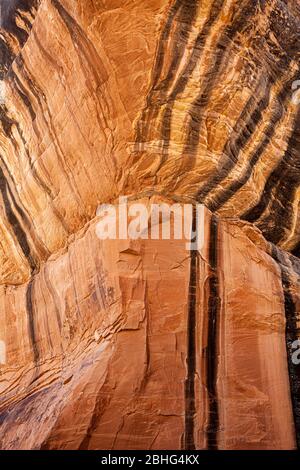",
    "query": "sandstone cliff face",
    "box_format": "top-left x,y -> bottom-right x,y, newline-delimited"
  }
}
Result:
0,0 -> 299,450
